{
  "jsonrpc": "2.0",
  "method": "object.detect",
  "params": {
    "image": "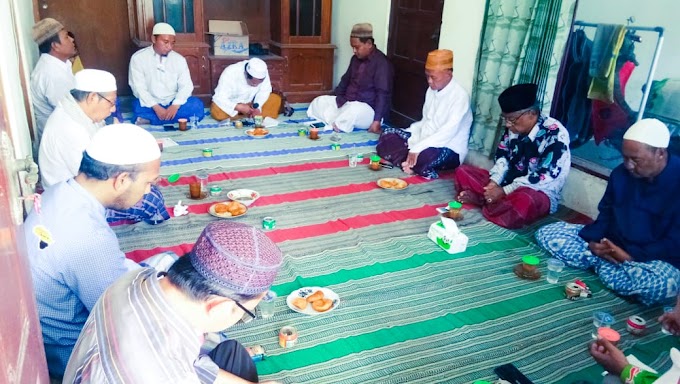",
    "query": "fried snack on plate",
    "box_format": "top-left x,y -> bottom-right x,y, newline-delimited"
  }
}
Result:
312,298 -> 333,312
214,203 -> 230,214
306,290 -> 324,303
292,297 -> 308,310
